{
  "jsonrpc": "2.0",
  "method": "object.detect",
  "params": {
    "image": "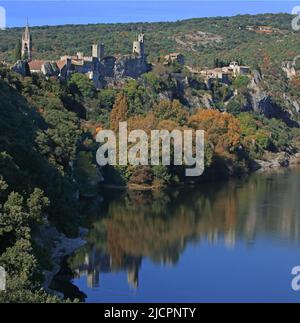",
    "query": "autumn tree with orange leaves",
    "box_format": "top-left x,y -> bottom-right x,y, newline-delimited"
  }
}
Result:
110,93 -> 128,131
188,109 -> 241,156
